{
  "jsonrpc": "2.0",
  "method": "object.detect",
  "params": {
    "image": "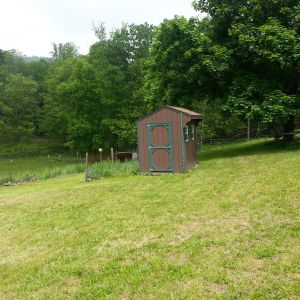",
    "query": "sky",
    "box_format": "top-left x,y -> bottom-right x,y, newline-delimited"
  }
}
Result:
0,0 -> 200,57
